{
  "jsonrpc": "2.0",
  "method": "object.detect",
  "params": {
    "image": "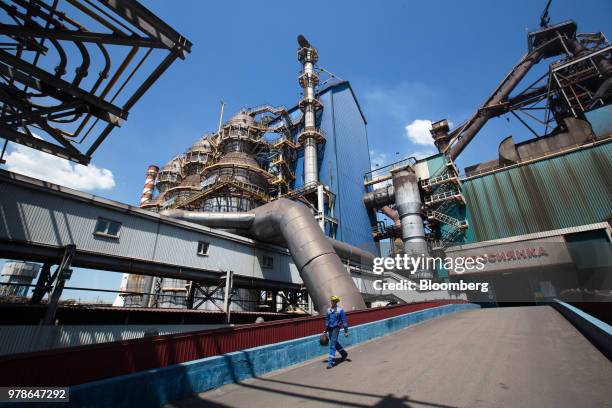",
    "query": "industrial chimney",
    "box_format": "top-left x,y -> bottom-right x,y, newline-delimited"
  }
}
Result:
139,165 -> 159,207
